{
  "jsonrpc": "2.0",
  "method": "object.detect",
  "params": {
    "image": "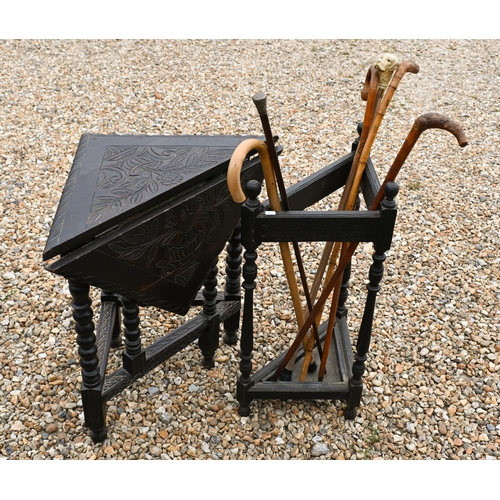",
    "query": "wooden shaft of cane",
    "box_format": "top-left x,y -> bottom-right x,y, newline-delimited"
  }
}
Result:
227,139 -> 307,339
315,60 -> 407,301
340,65 -> 382,211
253,93 -> 323,368
370,112 -> 468,210
316,253 -> 344,380
301,65 -> 382,378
